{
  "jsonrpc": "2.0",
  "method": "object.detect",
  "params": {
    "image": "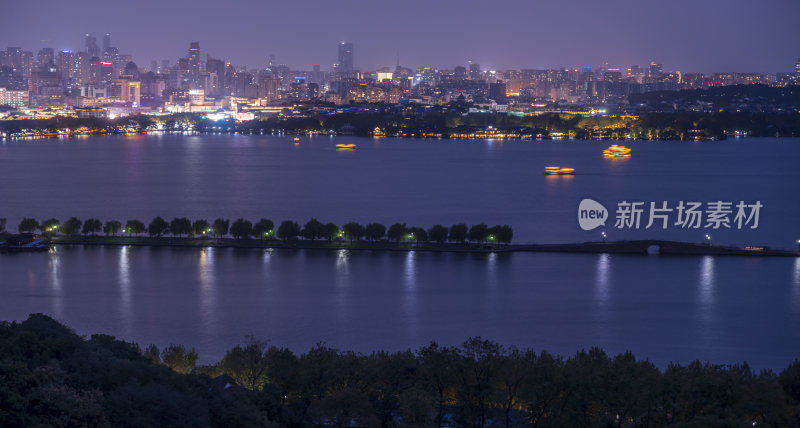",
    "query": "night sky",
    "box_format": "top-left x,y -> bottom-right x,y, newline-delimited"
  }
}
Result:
3,0 -> 799,73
